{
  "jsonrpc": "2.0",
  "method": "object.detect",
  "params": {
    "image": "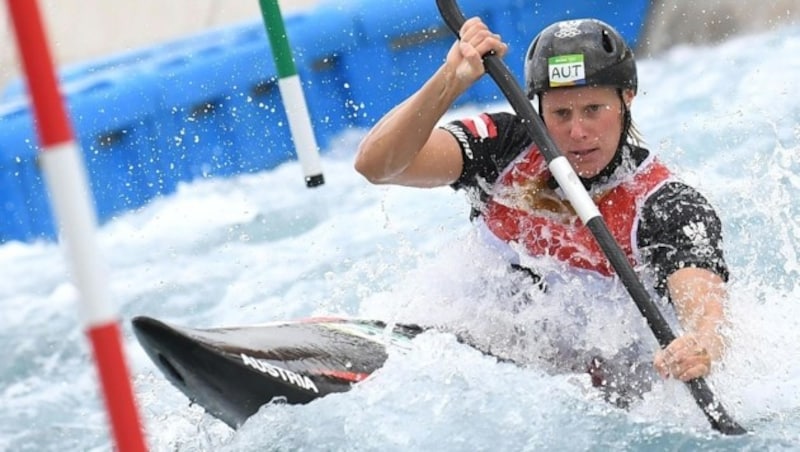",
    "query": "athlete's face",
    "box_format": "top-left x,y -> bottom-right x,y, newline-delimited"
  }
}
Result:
540,87 -> 633,178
